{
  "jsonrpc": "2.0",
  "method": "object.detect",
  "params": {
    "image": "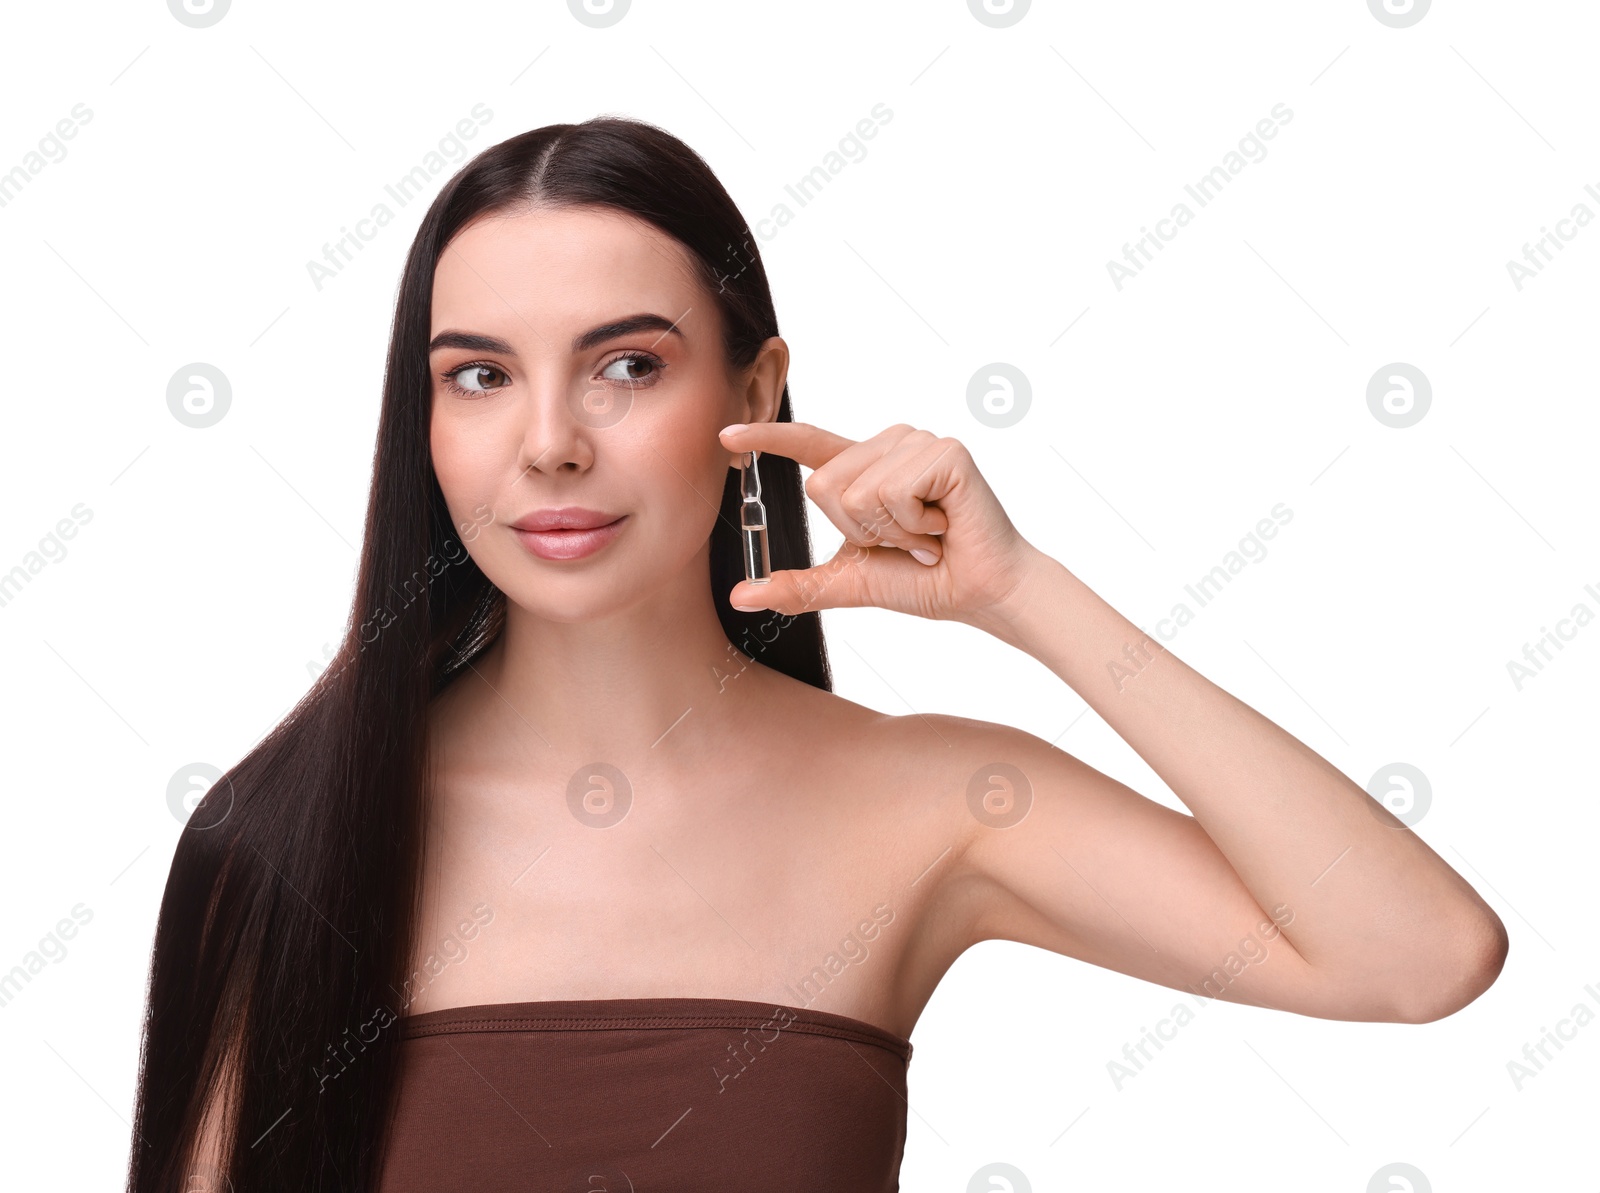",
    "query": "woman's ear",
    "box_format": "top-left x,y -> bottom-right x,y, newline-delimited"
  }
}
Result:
745,336 -> 788,426
726,336 -> 789,467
